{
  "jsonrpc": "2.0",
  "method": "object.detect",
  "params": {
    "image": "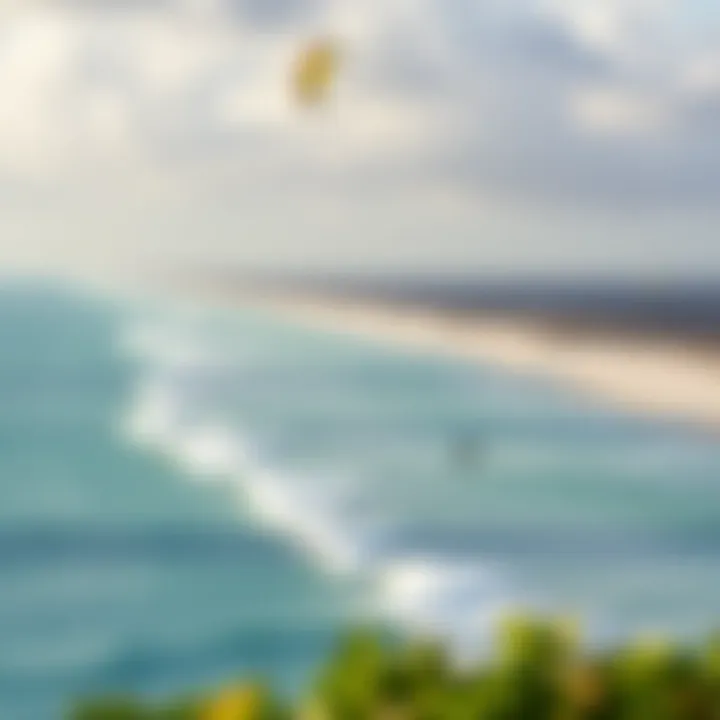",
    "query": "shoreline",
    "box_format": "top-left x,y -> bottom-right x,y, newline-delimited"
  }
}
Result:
174,282 -> 720,433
